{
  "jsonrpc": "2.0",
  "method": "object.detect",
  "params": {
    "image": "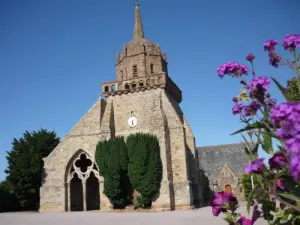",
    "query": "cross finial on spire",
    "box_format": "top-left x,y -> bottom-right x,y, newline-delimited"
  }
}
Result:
134,2 -> 144,39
